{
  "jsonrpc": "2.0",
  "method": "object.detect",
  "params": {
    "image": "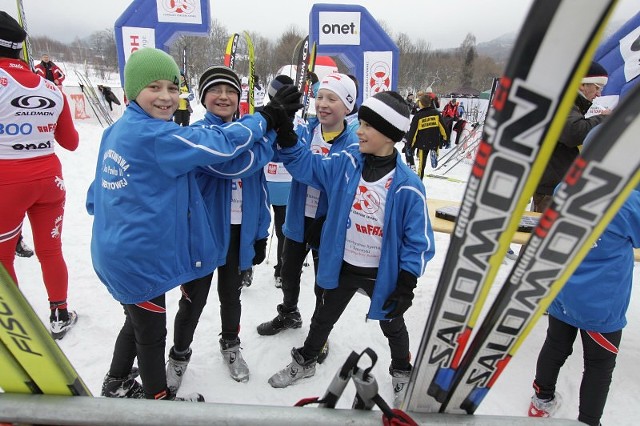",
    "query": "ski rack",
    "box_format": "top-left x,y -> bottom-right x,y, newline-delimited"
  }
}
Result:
74,70 -> 114,128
